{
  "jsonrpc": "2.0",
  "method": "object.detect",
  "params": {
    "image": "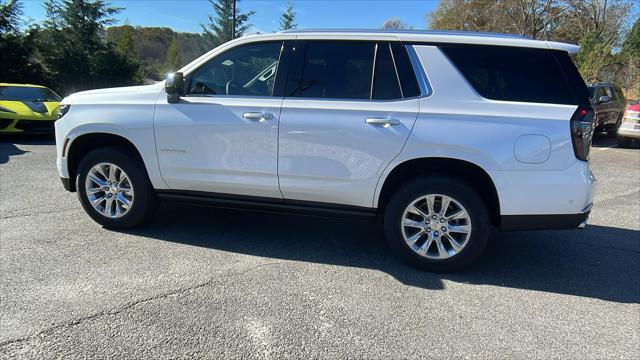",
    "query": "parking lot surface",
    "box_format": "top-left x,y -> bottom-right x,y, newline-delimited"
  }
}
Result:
1,135 -> 638,359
